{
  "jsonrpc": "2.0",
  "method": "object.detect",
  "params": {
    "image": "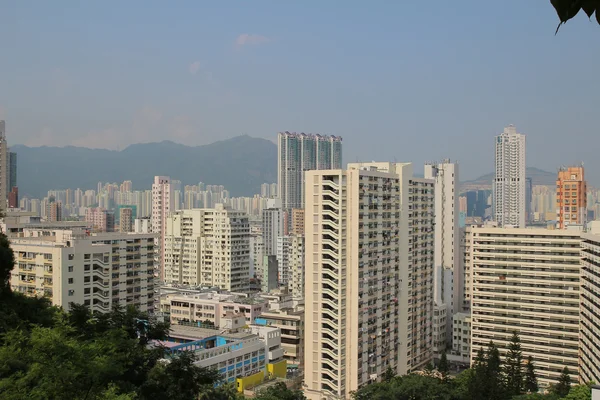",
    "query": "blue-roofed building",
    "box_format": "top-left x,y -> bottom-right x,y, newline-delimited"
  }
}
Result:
155,321 -> 287,394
